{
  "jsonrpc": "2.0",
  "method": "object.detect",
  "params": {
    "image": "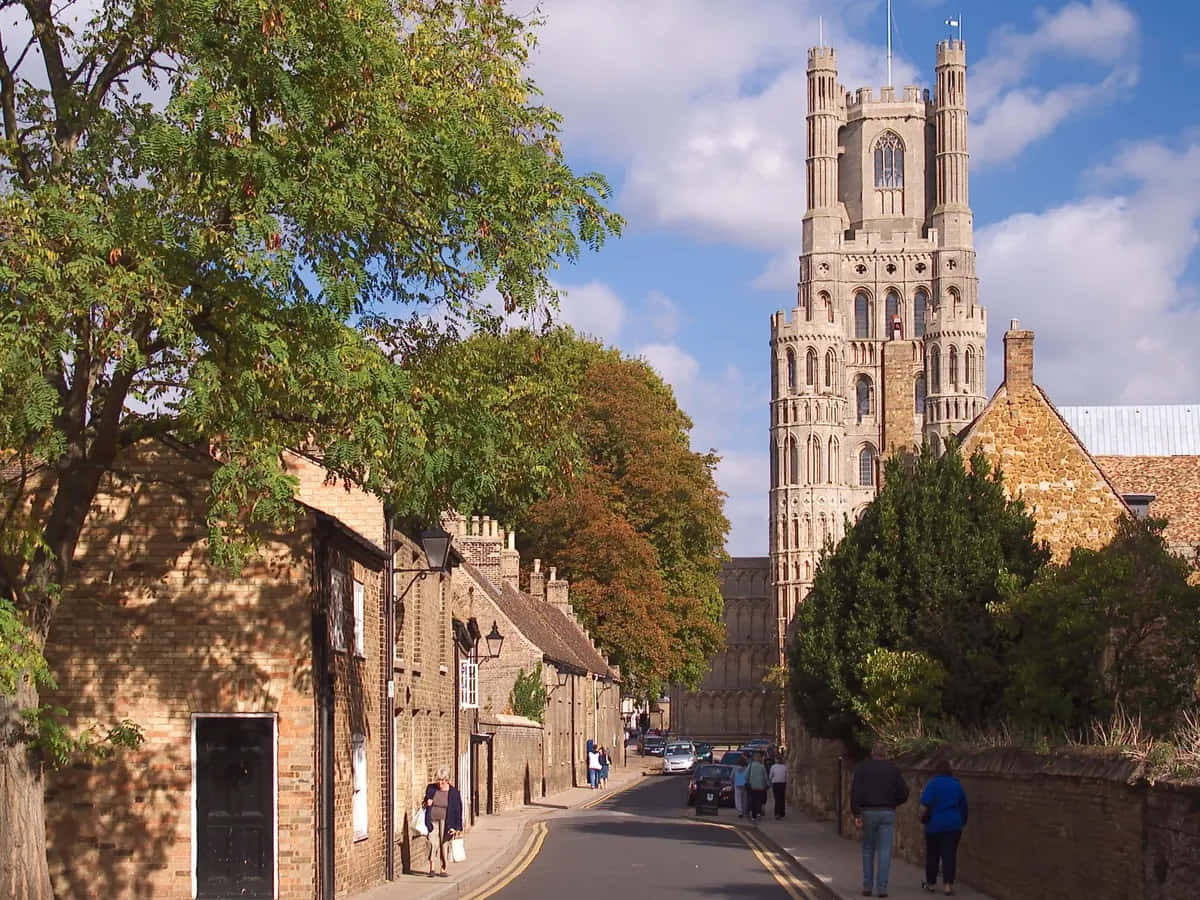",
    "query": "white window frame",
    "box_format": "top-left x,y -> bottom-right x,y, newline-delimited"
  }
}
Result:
352,733 -> 368,841
353,579 -> 366,658
191,713 -> 279,899
330,568 -> 348,652
459,660 -> 479,709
